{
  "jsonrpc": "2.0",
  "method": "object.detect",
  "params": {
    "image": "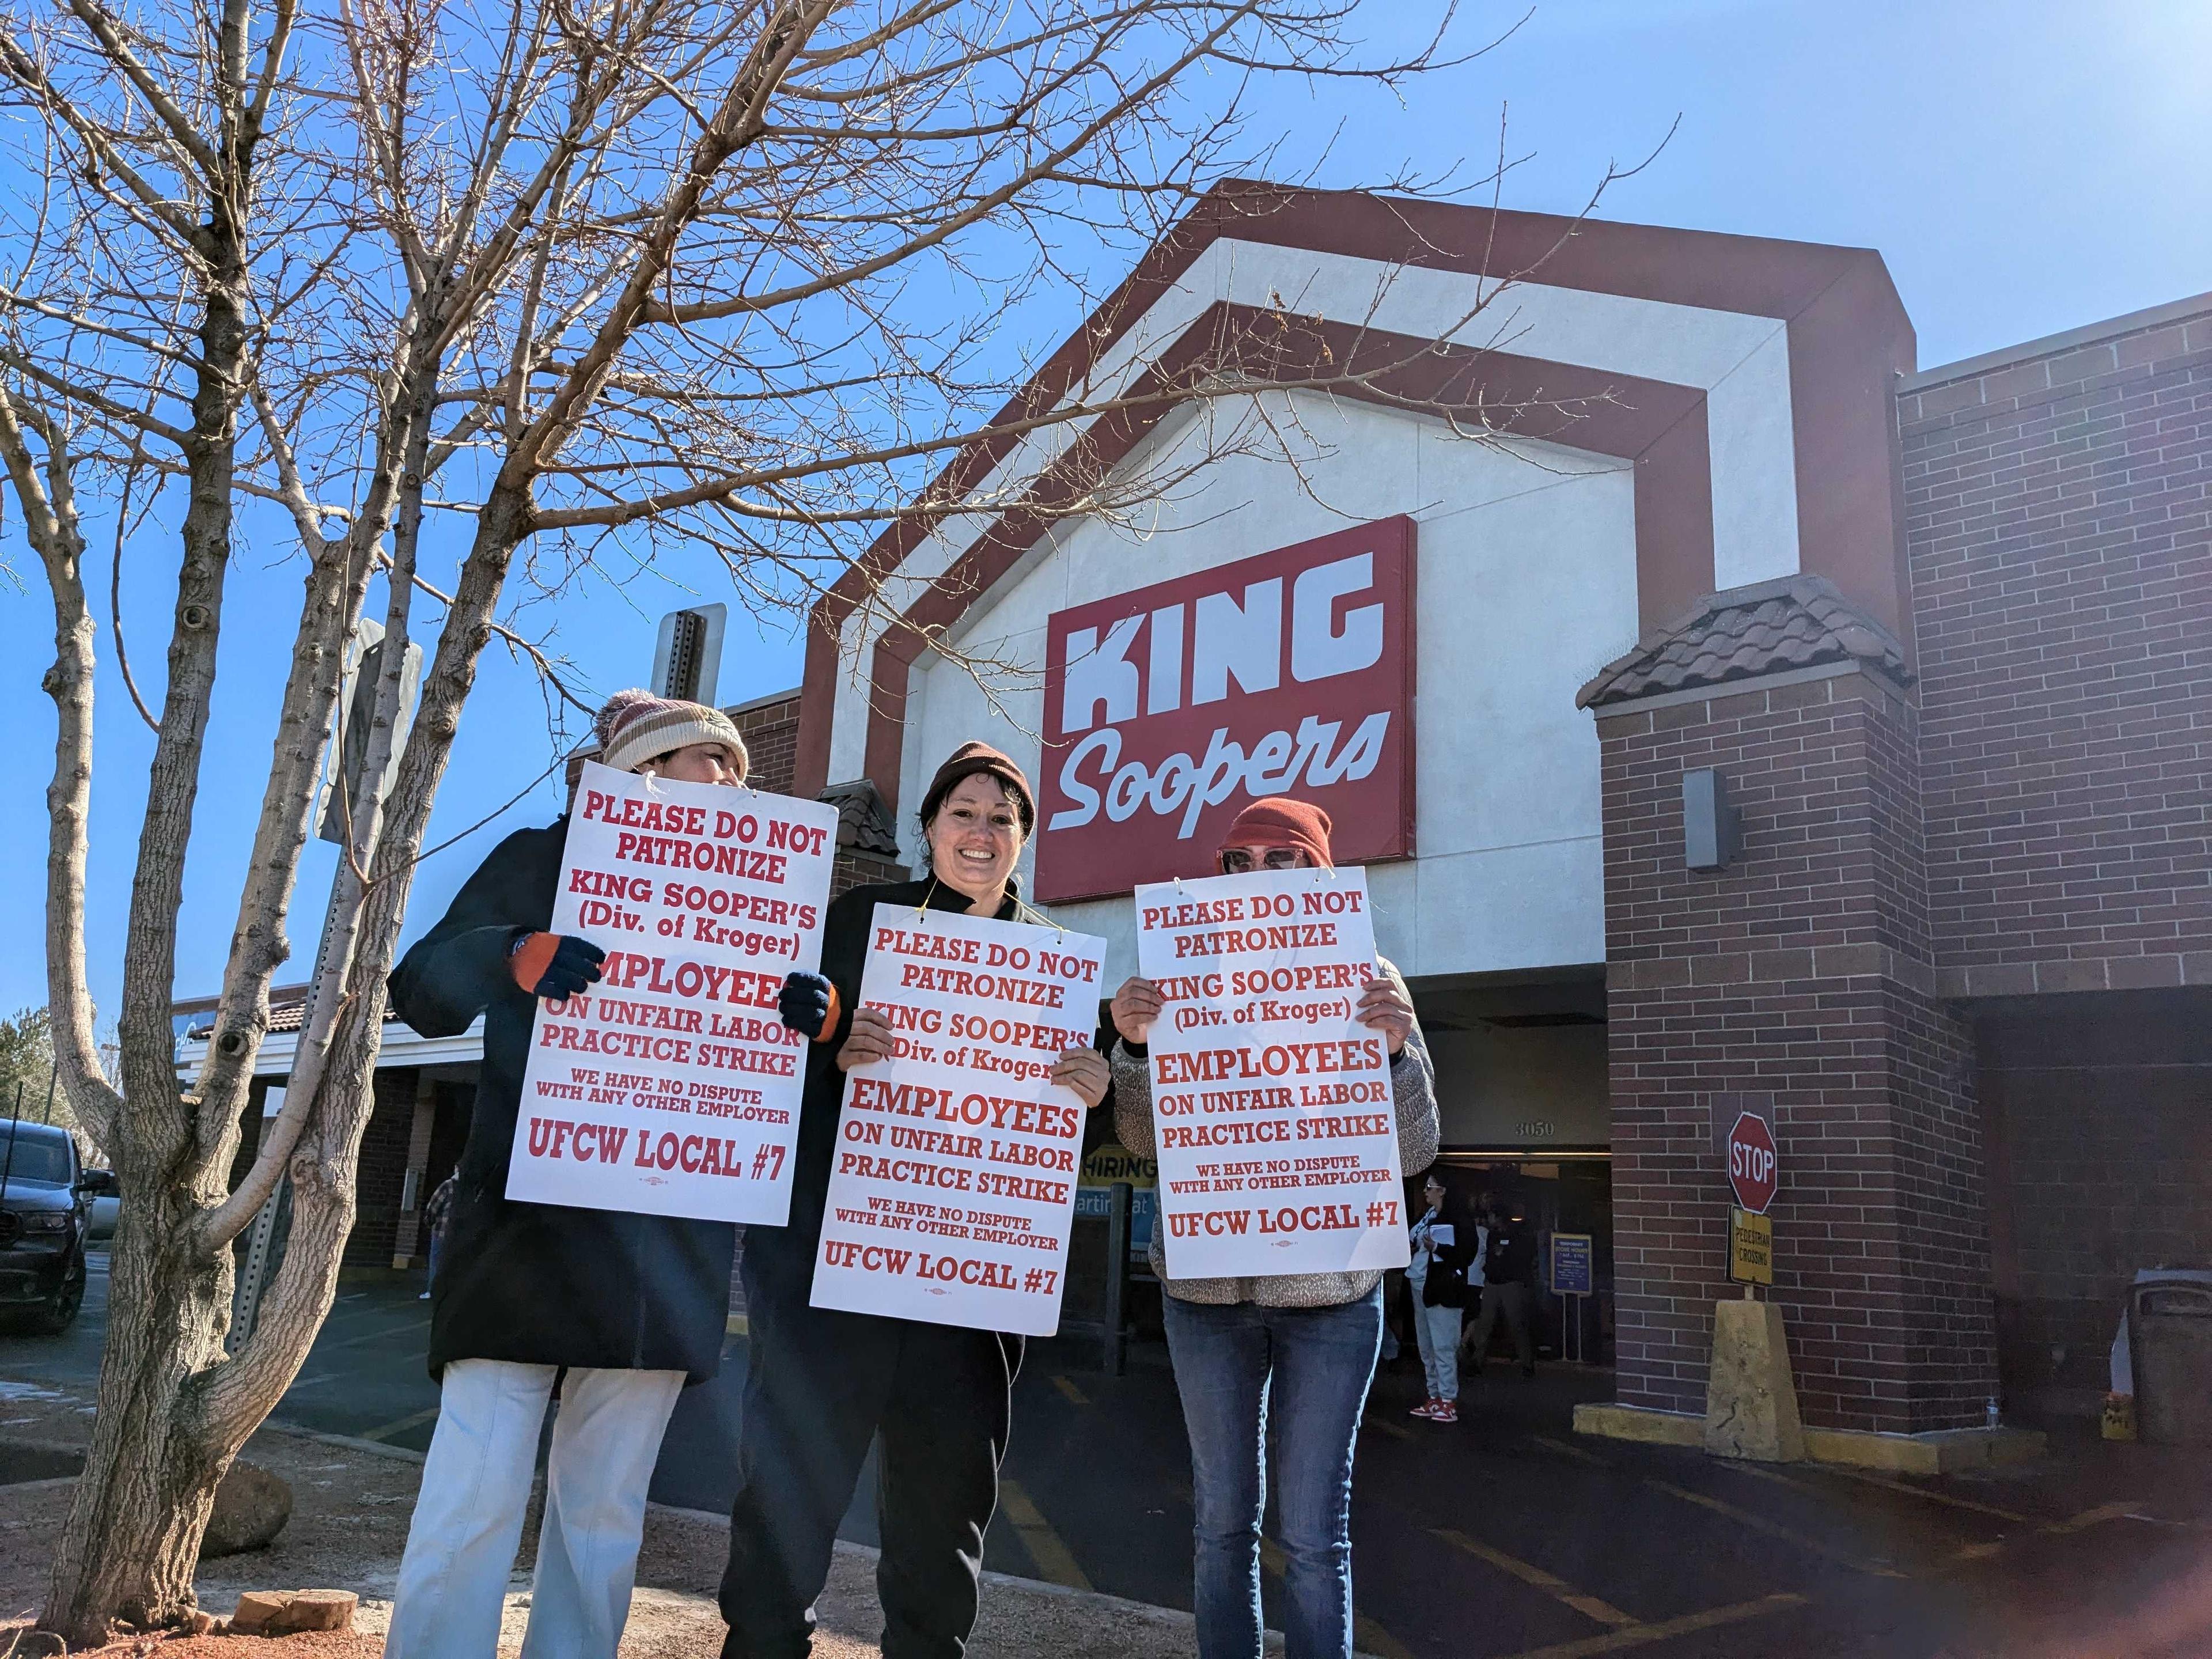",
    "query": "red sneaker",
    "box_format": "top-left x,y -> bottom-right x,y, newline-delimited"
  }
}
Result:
1407,1397 -> 1441,1419
1432,1399 -> 1459,1423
